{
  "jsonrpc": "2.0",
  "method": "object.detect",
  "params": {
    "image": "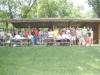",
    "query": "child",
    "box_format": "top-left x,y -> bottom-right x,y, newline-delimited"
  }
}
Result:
85,34 -> 91,46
